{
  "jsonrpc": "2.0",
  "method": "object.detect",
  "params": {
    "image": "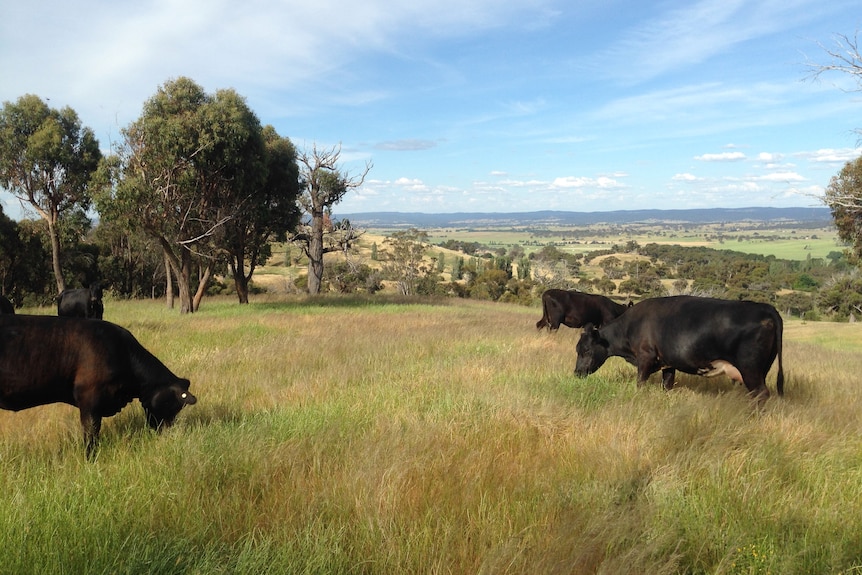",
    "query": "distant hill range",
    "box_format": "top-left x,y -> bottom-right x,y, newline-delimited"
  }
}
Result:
337,207 -> 833,228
